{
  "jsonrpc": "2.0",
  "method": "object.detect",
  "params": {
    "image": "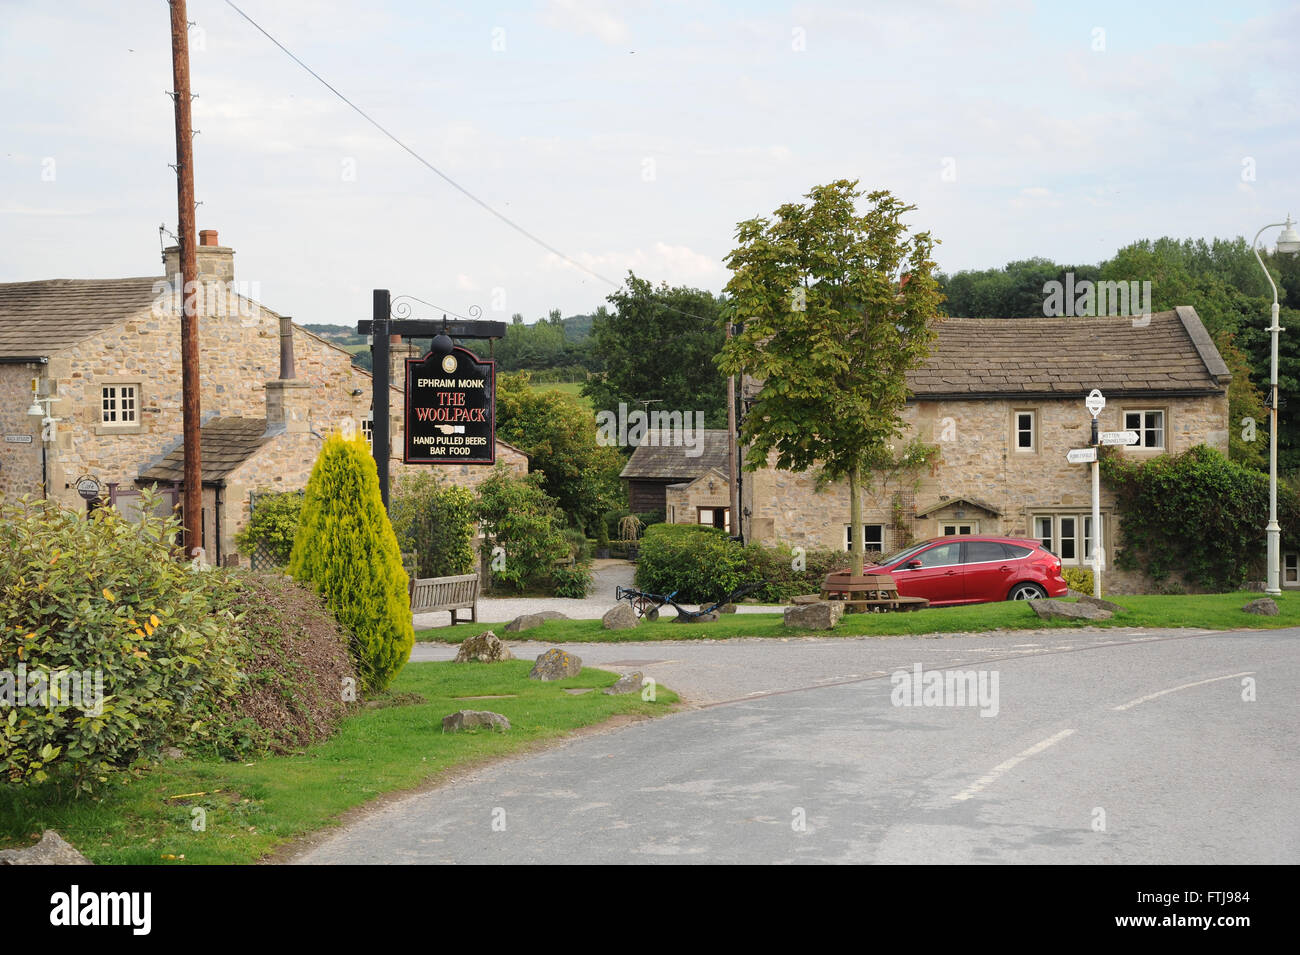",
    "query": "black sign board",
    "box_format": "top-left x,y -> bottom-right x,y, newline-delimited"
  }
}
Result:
403,345 -> 495,464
